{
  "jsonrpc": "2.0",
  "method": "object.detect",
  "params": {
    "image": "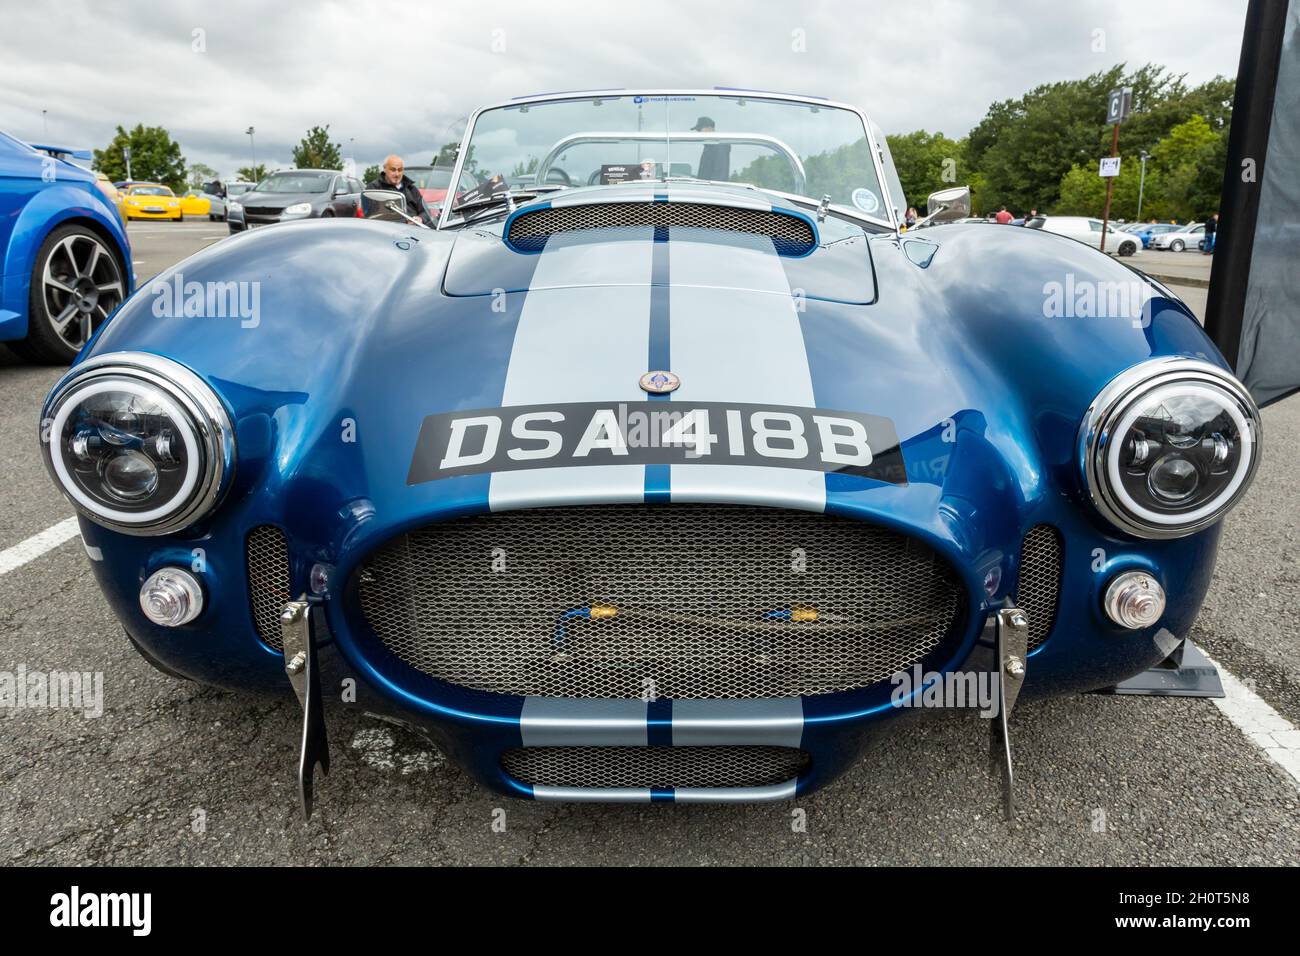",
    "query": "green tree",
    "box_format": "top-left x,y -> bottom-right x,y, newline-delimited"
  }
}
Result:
362,164 -> 381,184
188,162 -> 218,187
965,64 -> 1223,214
236,164 -> 268,183
508,156 -> 539,178
93,124 -> 187,190
1054,158 -> 1143,219
291,125 -> 343,170
885,130 -> 966,211
432,142 -> 459,167
1147,114 -> 1221,220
